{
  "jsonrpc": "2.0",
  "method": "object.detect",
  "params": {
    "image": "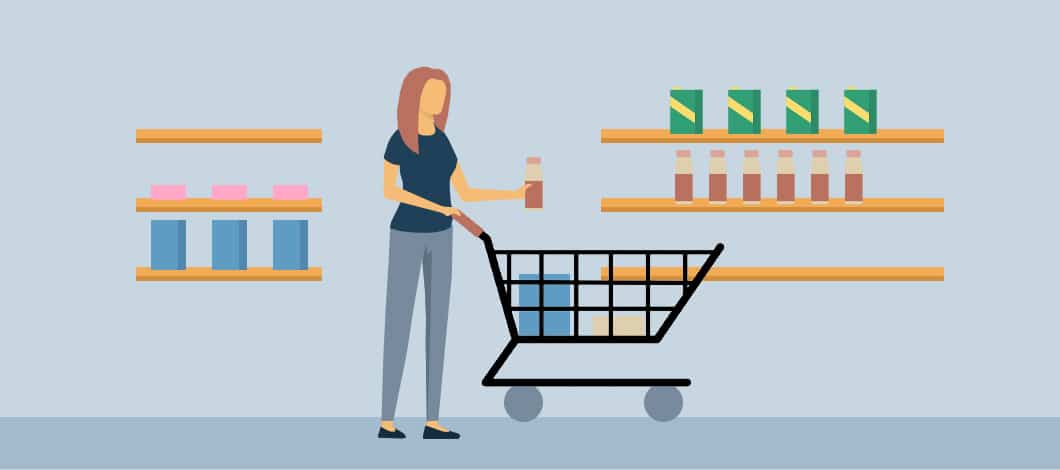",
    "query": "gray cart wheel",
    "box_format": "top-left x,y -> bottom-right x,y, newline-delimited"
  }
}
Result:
644,386 -> 683,422
504,386 -> 543,422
